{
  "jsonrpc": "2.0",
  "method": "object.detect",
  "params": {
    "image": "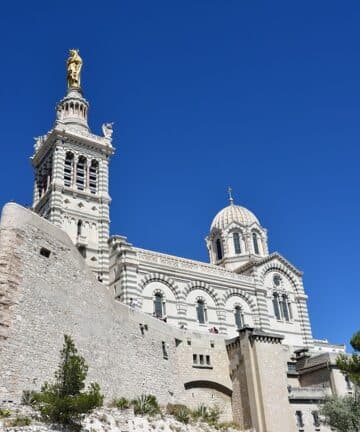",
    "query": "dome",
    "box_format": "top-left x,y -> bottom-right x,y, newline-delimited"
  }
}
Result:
210,204 -> 260,231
